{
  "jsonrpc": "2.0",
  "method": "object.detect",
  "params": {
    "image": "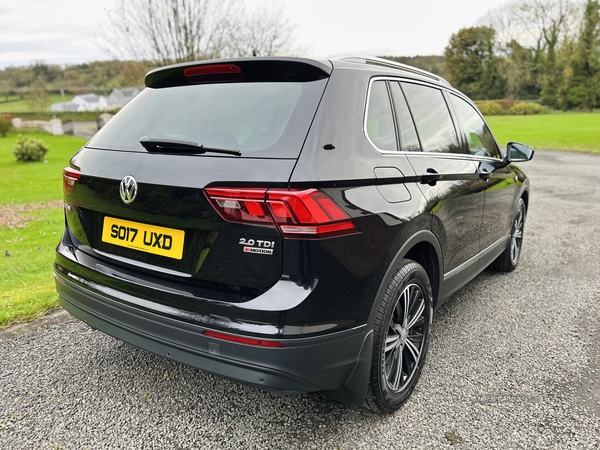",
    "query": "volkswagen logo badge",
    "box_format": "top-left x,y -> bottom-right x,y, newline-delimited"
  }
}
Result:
119,175 -> 138,204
